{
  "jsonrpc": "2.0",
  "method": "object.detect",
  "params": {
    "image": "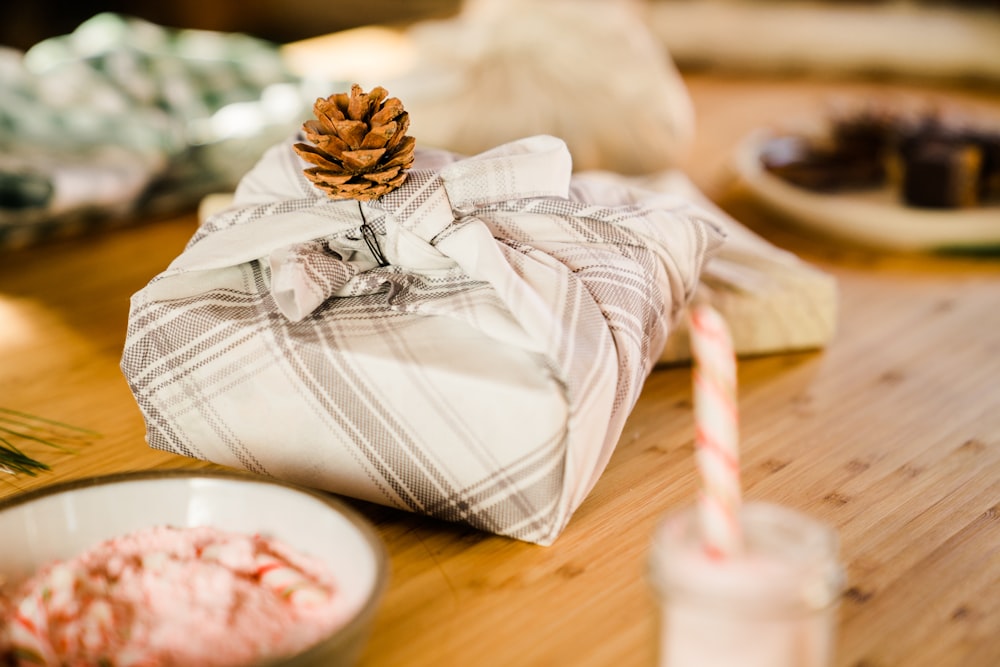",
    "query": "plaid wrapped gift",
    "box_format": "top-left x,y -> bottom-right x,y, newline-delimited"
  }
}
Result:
121,134 -> 723,545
